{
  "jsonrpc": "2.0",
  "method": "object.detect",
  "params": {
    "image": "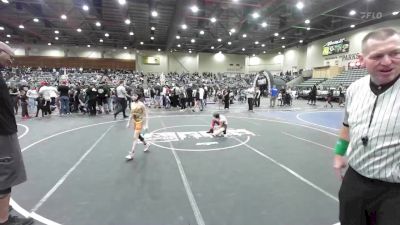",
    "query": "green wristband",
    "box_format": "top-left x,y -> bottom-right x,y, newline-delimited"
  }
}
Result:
334,139 -> 349,156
